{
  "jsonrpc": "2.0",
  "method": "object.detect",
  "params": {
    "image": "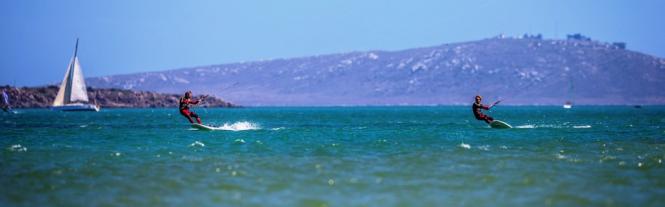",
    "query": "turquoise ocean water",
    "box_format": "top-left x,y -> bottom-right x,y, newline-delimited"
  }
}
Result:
1,106 -> 664,206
